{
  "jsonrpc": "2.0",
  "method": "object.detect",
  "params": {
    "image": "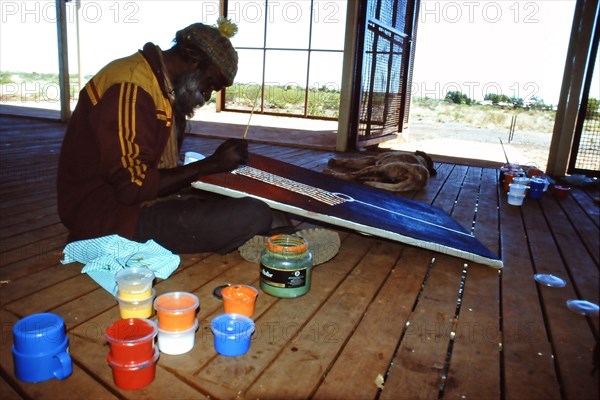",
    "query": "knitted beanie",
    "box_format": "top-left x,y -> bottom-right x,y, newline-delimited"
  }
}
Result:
175,18 -> 239,86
